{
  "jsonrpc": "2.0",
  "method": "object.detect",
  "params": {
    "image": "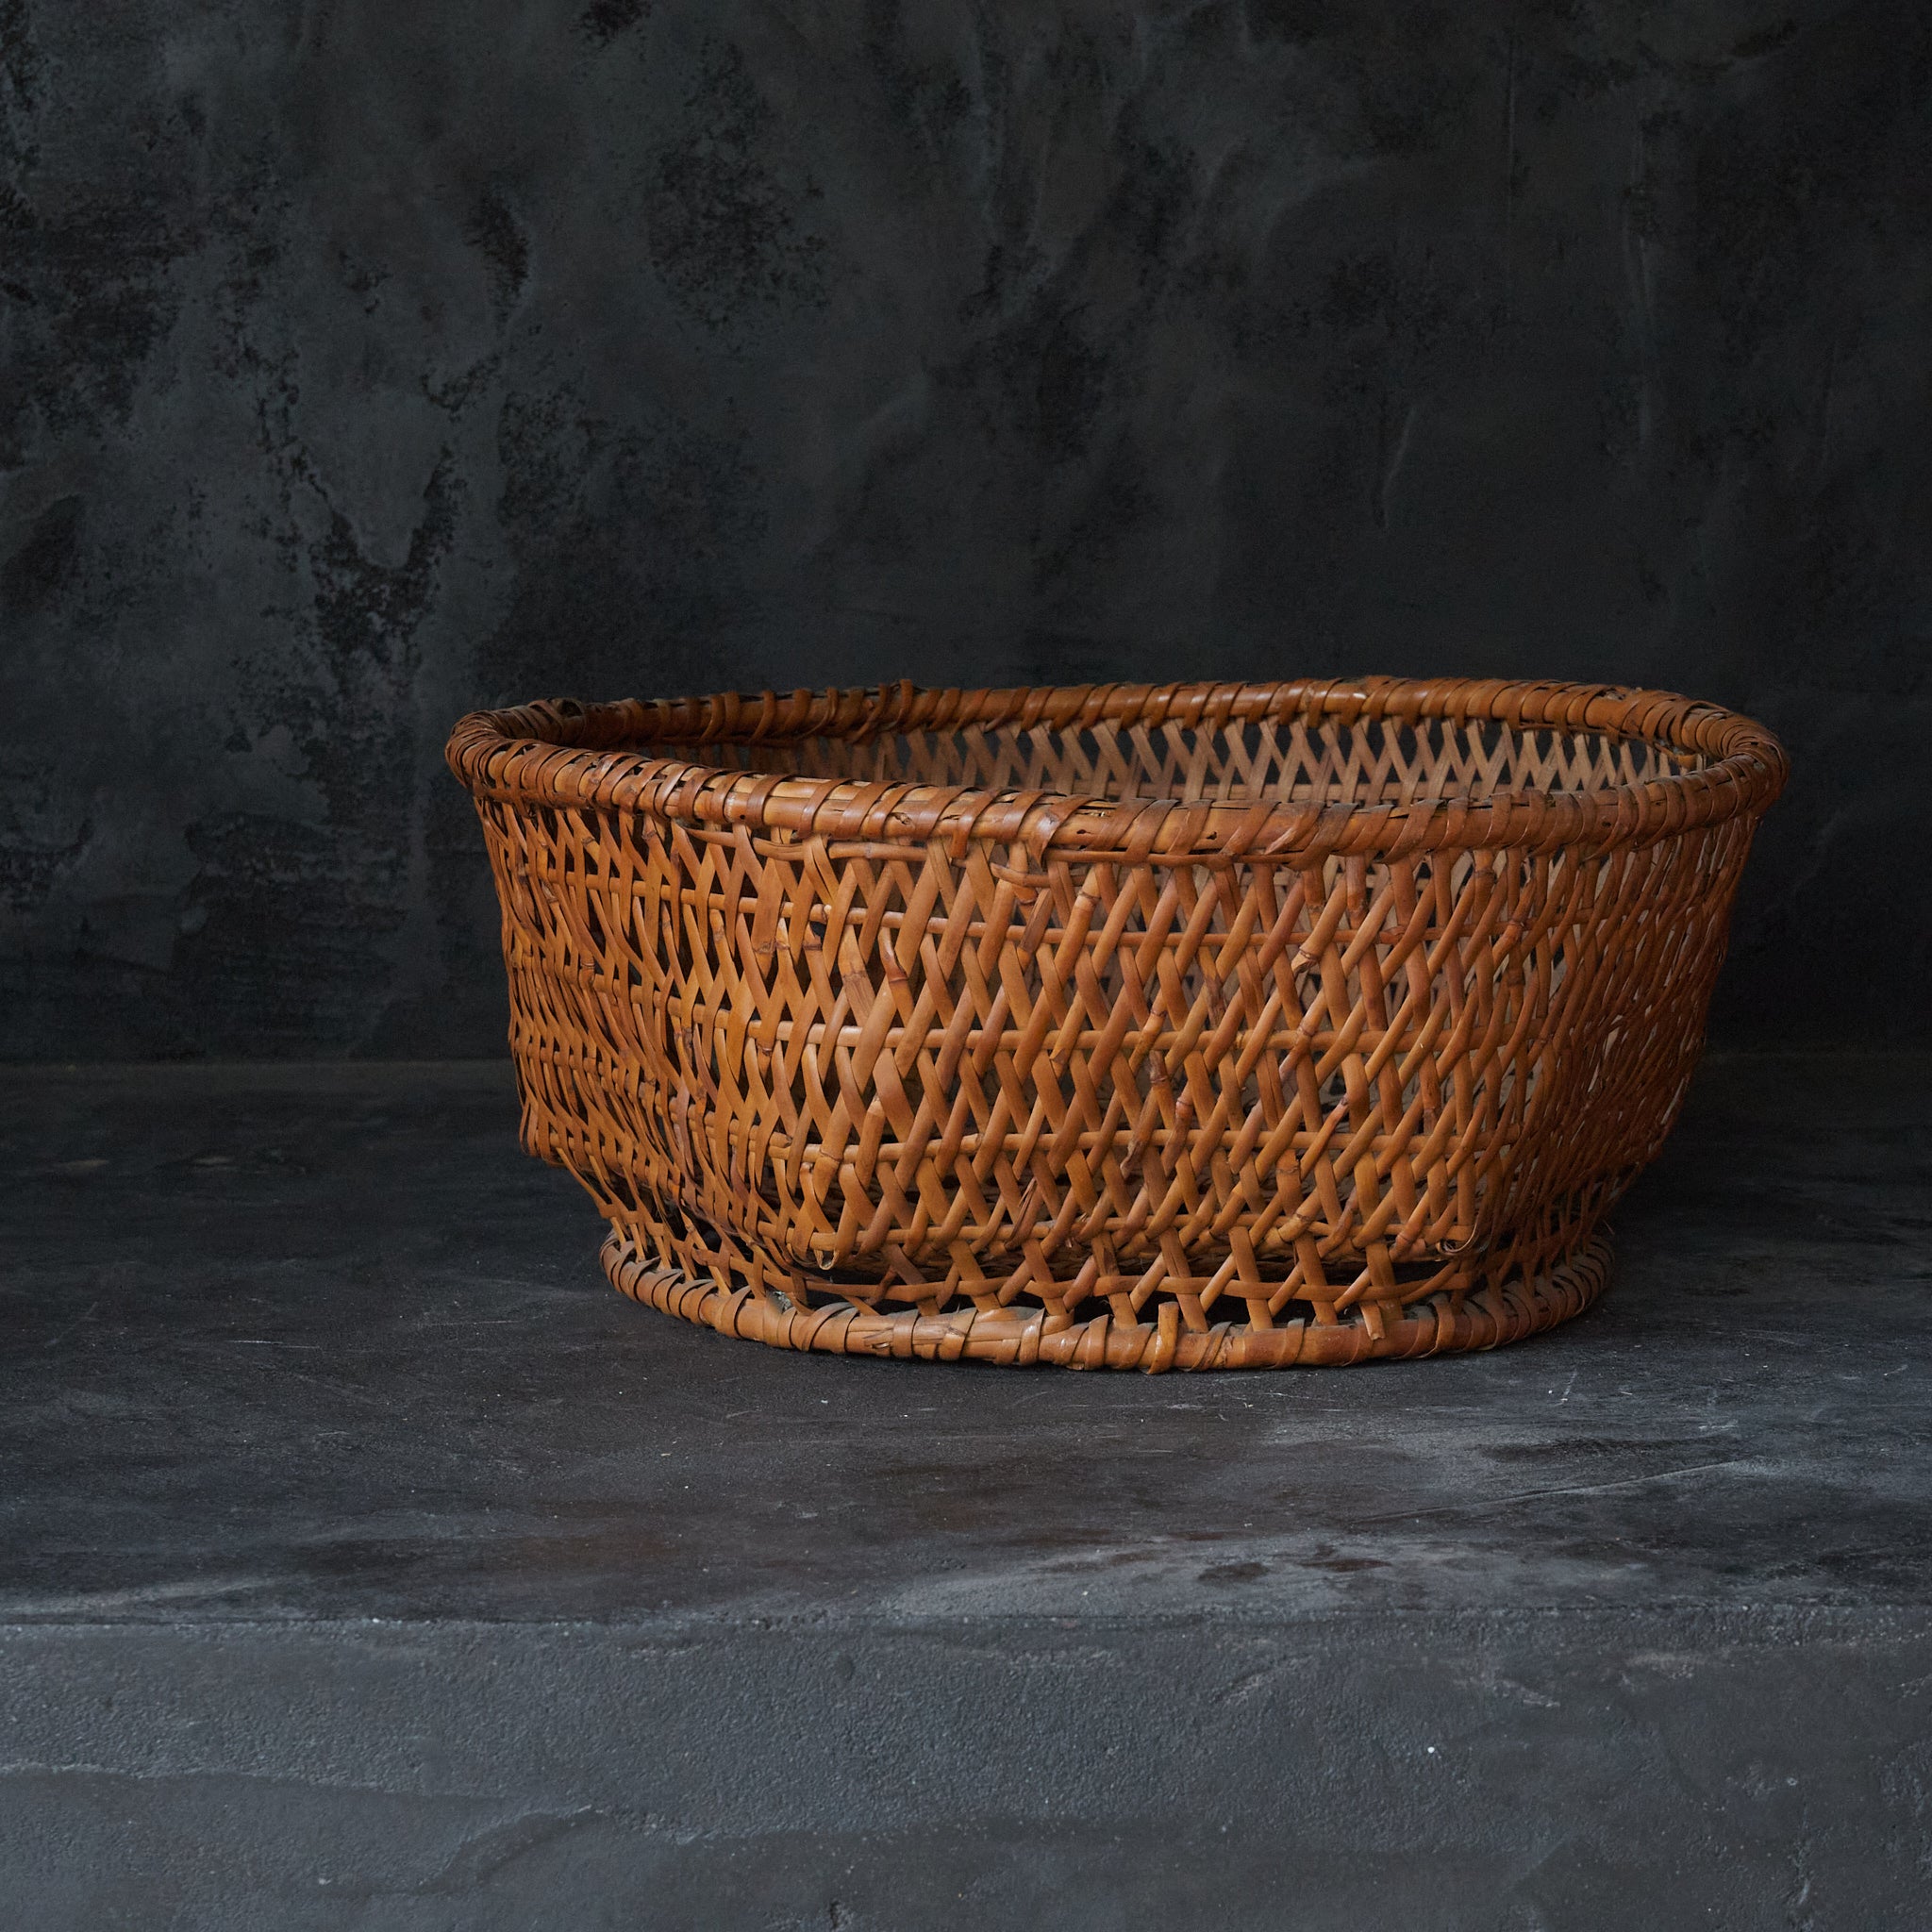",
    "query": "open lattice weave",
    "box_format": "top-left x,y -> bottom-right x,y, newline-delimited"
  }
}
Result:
448,677 -> 1785,1369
